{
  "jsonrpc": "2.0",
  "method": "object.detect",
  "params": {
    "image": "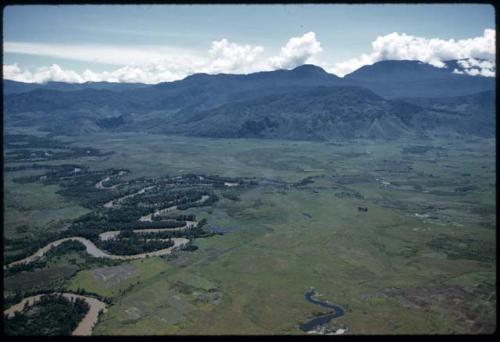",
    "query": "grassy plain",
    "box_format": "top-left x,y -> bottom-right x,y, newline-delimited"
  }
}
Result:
3,132 -> 496,334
